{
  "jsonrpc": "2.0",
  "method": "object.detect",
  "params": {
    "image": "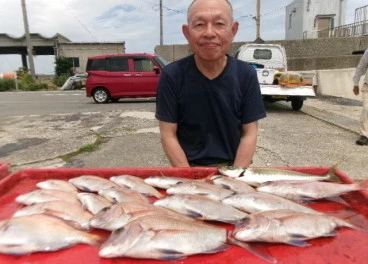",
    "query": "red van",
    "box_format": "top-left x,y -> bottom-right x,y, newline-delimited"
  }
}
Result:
85,53 -> 168,103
